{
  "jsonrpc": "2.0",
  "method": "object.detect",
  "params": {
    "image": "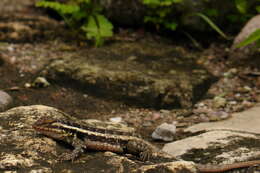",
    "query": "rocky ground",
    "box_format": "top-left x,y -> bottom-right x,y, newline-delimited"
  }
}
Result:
0,0 -> 260,173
